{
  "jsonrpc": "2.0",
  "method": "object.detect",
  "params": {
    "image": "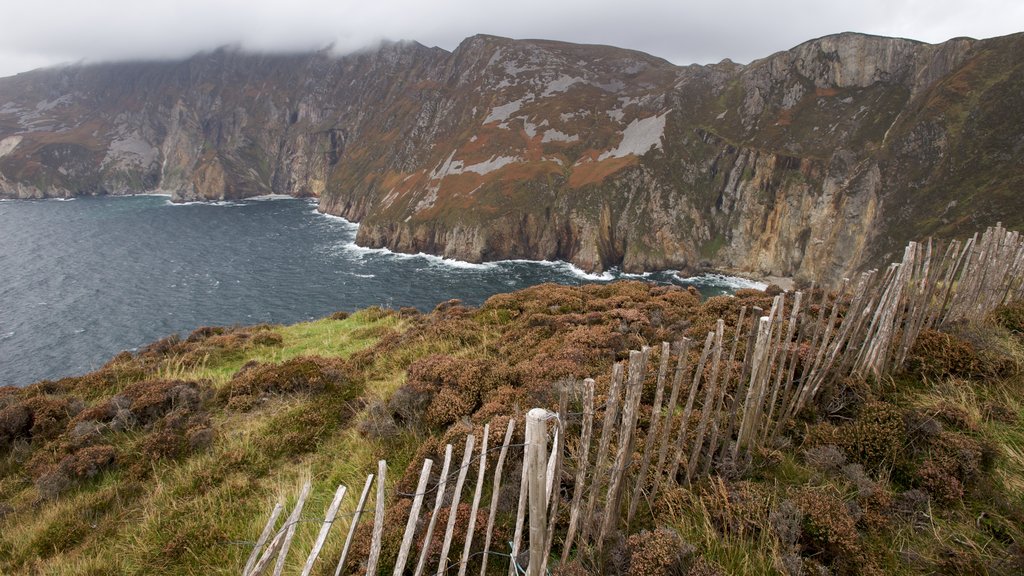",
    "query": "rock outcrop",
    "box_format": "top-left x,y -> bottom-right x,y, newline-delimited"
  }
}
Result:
2,32 -> 1022,283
